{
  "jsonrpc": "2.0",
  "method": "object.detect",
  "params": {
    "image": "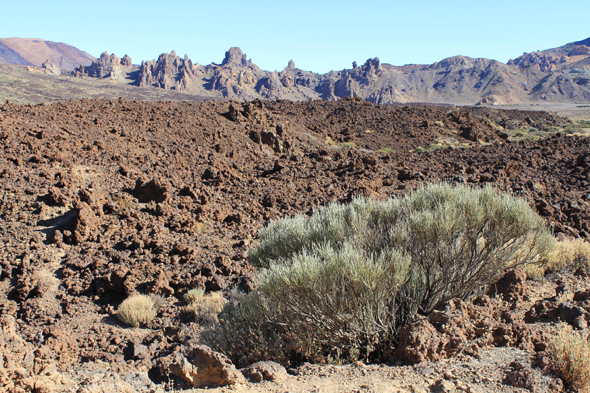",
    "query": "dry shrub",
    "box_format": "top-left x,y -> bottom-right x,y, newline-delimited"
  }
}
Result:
547,238 -> 590,271
527,238 -> 590,279
116,294 -> 156,327
216,184 -> 553,367
549,329 -> 590,392
184,289 -> 226,317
